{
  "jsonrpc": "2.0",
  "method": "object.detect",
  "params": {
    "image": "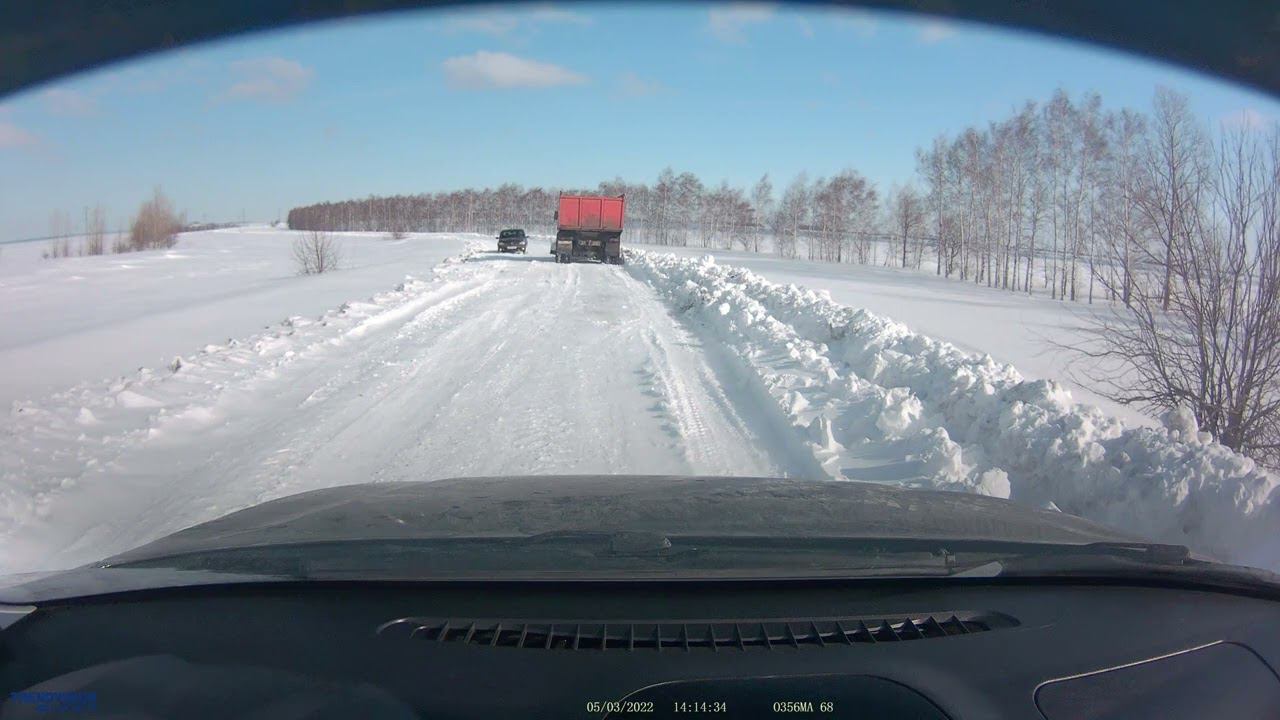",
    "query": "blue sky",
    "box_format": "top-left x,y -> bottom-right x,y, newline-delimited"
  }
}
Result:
2,2 -> 1279,242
